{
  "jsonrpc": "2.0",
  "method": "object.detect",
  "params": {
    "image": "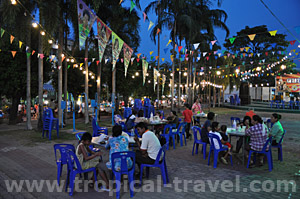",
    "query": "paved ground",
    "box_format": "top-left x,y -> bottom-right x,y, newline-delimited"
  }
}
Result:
0,108 -> 300,198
